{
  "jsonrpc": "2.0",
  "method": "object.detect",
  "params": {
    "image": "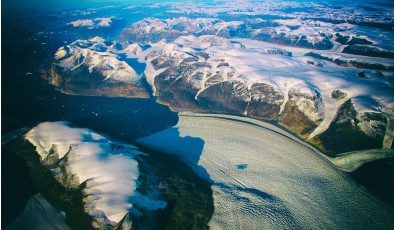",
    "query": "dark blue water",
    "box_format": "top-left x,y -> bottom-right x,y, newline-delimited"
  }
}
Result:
236,164 -> 248,170
1,11 -> 179,226
2,9 -> 178,138
123,57 -> 147,75
2,149 -> 37,228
